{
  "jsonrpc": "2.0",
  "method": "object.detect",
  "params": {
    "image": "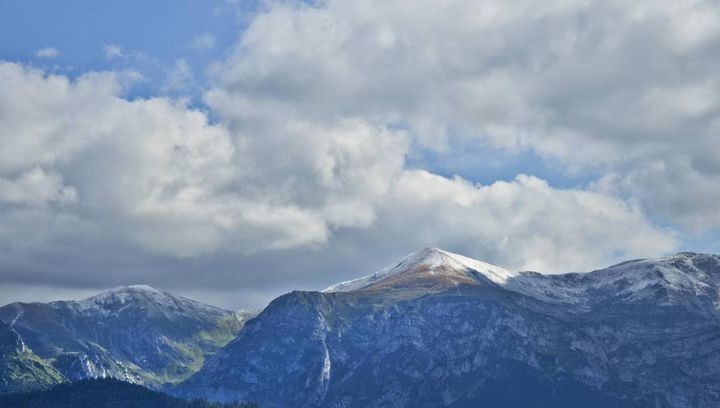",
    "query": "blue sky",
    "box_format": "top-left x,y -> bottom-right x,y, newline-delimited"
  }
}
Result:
0,0 -> 252,99
1,0 -> 719,308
